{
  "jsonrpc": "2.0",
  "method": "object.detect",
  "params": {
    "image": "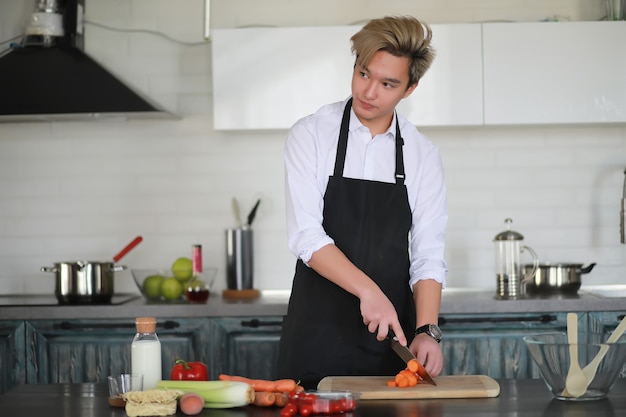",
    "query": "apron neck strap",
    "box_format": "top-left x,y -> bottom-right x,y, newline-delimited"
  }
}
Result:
394,115 -> 405,185
333,98 -> 352,177
334,98 -> 406,186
